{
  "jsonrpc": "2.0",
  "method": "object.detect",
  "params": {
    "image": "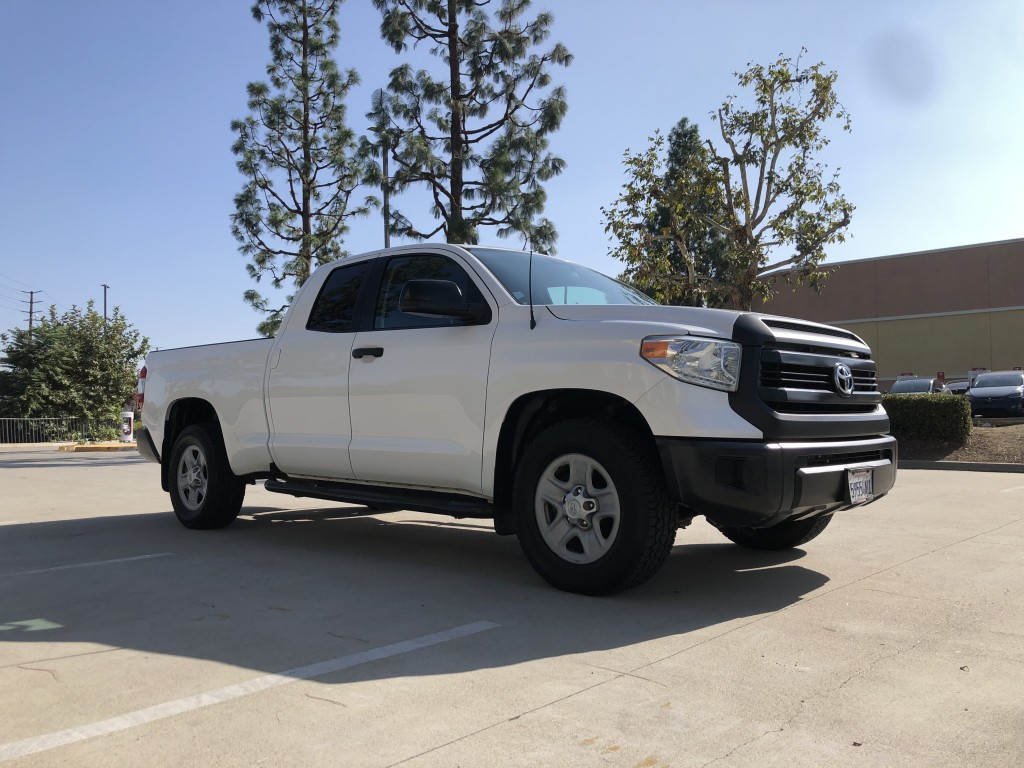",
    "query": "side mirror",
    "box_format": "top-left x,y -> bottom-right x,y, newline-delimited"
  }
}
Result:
399,279 -> 488,322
